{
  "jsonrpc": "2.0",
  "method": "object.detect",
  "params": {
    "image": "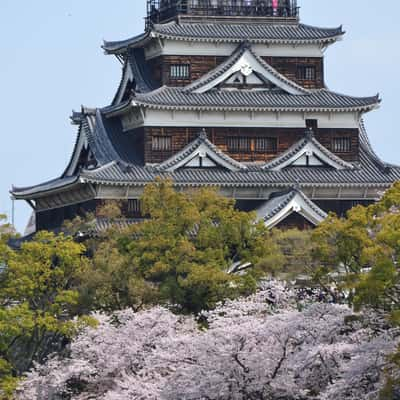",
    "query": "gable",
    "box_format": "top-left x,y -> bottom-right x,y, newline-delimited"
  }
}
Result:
156,131 -> 246,172
188,45 -> 309,95
263,134 -> 355,171
256,189 -> 328,229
